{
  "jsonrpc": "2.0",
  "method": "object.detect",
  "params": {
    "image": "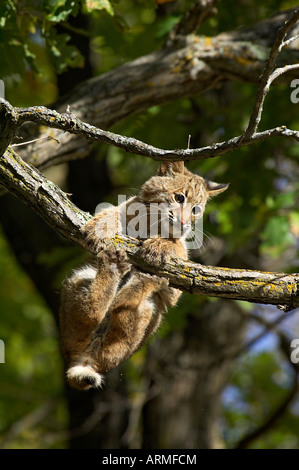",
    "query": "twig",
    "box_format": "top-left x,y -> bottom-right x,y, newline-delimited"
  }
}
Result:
11,135 -> 59,147
5,8 -> 297,171
243,9 -> 299,139
267,63 -> 299,88
241,309 -> 298,355
280,33 -> 299,49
